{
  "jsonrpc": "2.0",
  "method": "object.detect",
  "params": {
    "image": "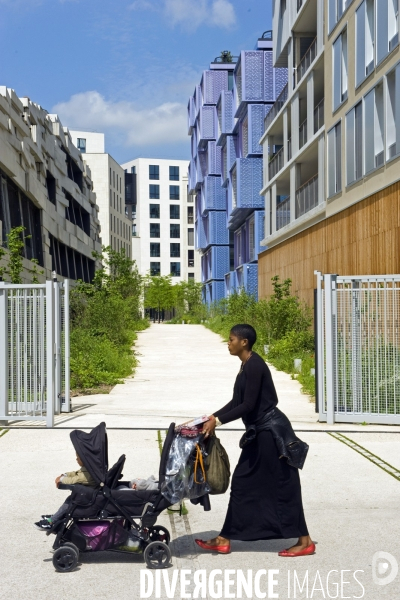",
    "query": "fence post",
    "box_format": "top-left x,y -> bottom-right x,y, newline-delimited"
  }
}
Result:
0,283 -> 8,425
63,280 -> 70,413
53,281 -> 61,415
351,280 -> 362,413
325,274 -> 337,424
46,280 -> 55,428
314,271 -> 322,415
